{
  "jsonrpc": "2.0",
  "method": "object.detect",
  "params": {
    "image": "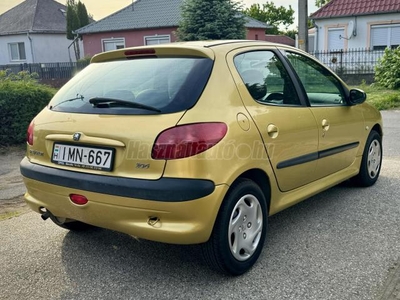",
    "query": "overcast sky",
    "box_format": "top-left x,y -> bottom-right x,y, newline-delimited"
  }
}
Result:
0,0 -> 318,29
